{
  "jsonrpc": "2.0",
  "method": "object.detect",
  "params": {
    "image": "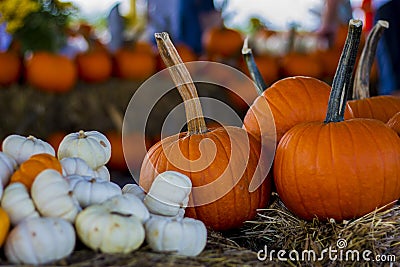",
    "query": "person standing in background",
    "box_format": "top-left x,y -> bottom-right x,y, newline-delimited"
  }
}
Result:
317,0 -> 400,96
